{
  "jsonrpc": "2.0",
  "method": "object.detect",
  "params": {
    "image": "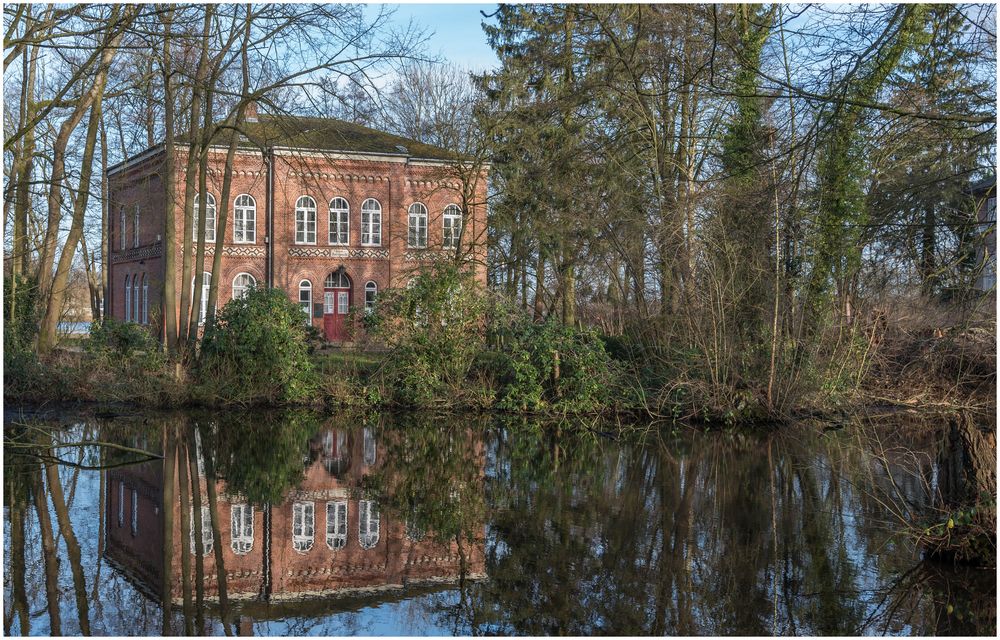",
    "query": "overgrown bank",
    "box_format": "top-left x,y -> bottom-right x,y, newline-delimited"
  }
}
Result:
5,266 -> 995,421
